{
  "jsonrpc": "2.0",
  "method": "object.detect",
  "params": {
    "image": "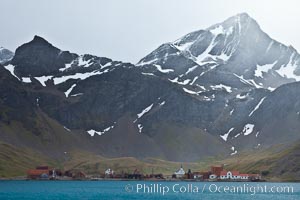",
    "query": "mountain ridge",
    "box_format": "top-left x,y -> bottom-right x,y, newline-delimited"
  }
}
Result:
0,13 -> 300,167
138,13 -> 300,90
